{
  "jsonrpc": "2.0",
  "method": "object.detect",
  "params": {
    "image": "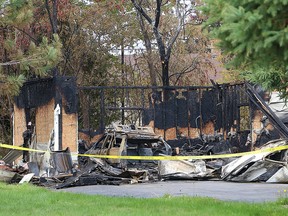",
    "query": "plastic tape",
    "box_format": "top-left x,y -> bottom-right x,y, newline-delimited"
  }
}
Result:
1,143 -> 288,161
